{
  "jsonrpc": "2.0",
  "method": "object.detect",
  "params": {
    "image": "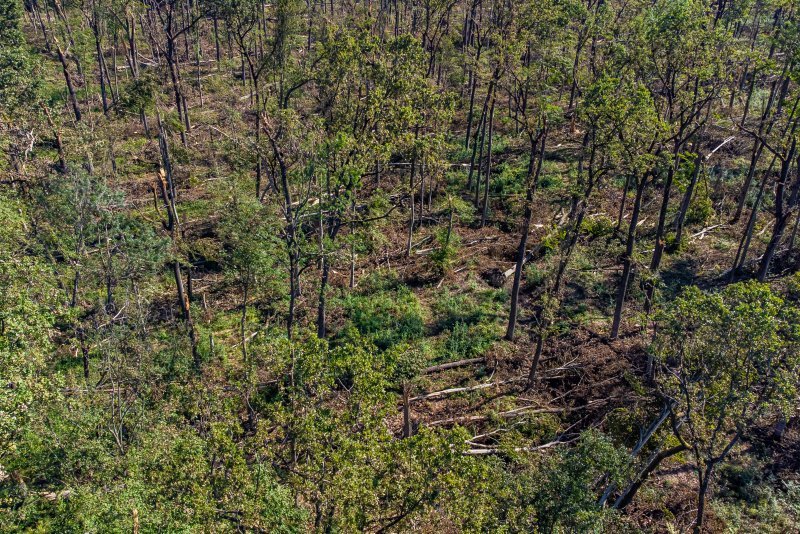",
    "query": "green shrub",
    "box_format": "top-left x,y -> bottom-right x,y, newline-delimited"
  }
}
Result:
443,321 -> 498,361
581,215 -> 616,239
524,264 -> 548,290
432,288 -> 505,331
430,226 -> 460,274
344,286 -> 424,350
686,189 -> 714,225
541,226 -> 566,256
